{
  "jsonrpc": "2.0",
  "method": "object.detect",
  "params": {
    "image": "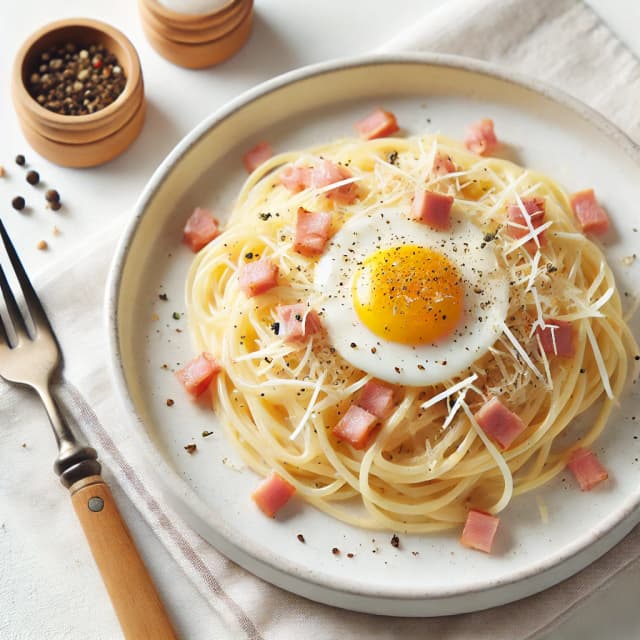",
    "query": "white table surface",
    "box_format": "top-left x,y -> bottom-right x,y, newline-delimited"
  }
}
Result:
1,1 -> 639,638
